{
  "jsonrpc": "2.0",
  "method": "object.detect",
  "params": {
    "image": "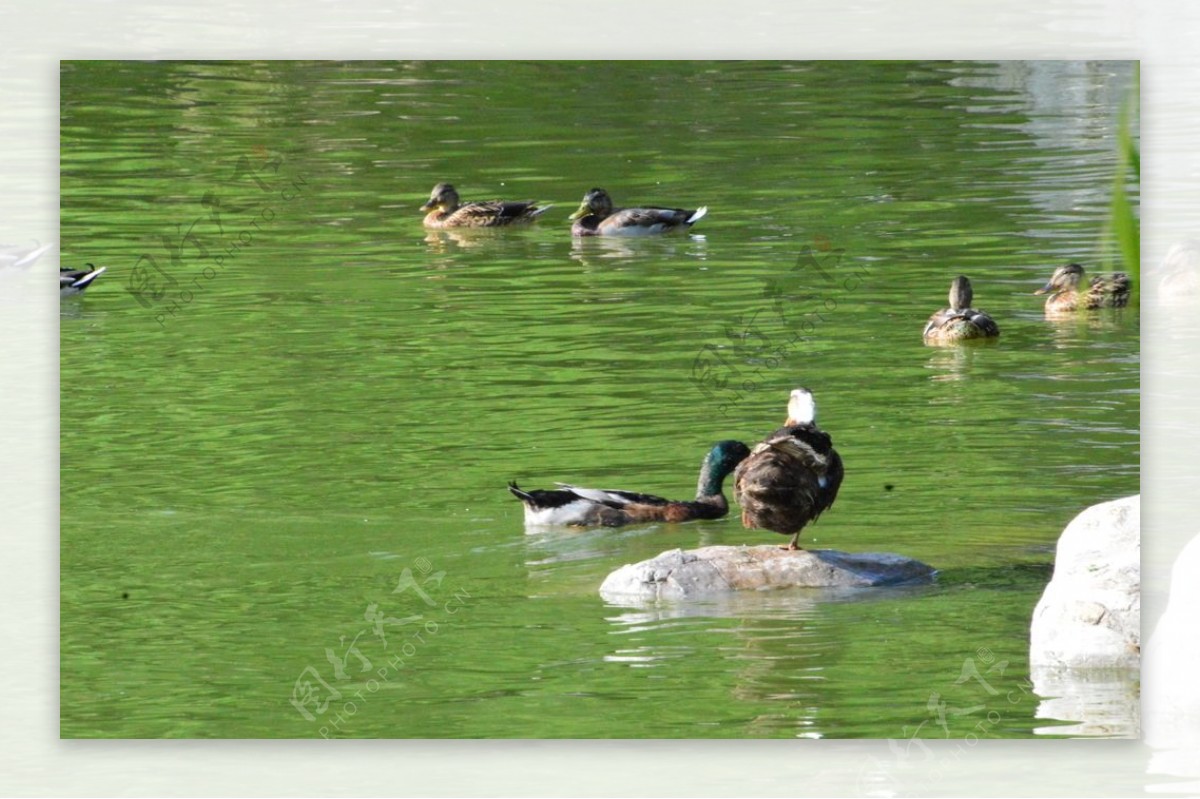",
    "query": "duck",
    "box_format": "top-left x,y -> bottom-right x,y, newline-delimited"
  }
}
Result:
734,388 -> 844,551
508,440 -> 750,527
419,182 -> 551,228
568,188 -> 707,236
1034,262 -> 1131,312
922,275 -> 1001,344
60,264 -> 106,296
